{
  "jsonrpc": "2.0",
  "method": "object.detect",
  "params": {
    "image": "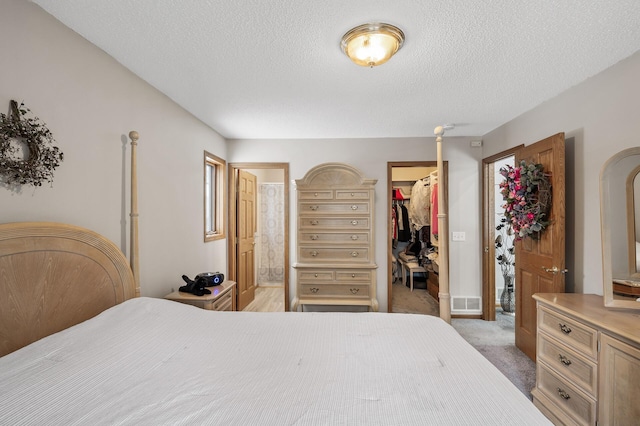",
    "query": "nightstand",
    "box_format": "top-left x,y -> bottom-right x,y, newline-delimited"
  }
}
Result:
164,280 -> 236,311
